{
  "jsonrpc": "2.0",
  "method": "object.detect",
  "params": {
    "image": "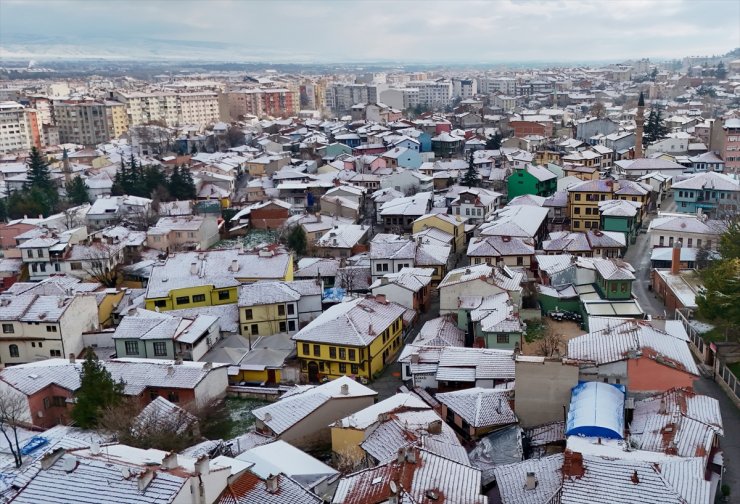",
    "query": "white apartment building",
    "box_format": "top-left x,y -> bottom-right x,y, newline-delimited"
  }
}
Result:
326,83 -> 370,113
408,80 -> 453,108
452,78 -> 477,99
479,77 -> 518,96
379,88 -> 420,110
112,90 -> 221,128
0,101 -> 40,153
53,100 -> 128,145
